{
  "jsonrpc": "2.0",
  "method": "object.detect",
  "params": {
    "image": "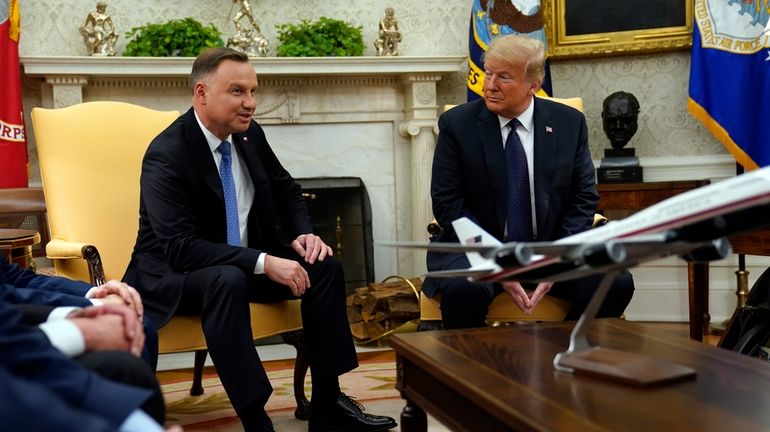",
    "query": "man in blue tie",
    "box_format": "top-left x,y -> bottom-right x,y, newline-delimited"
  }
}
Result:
425,34 -> 635,329
124,47 -> 396,432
